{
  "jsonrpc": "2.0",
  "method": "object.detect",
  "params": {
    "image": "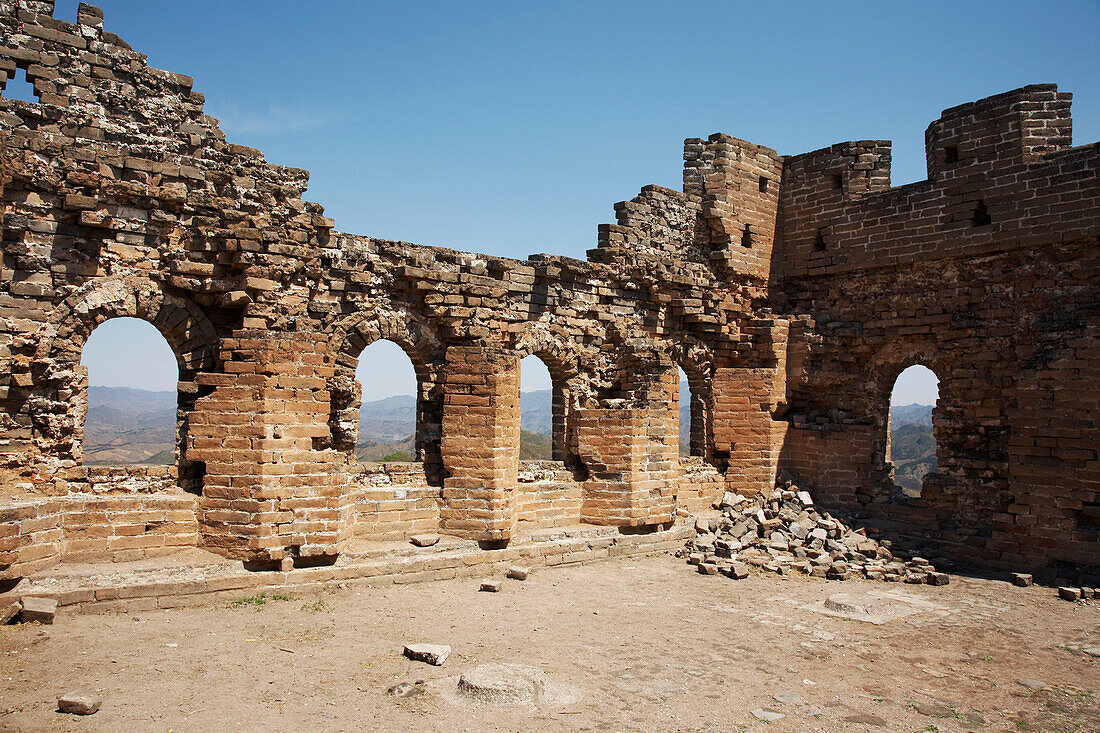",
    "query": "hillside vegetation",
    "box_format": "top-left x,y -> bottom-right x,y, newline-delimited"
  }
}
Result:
889,403 -> 936,496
